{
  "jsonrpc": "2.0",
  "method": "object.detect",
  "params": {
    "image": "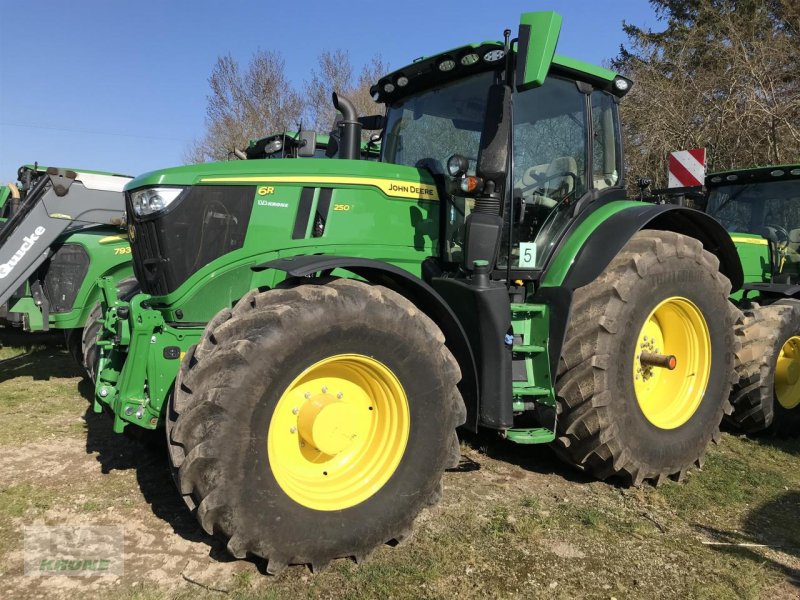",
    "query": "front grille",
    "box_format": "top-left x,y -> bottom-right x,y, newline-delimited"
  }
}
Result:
128,185 -> 255,296
130,217 -> 167,296
41,243 -> 90,313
